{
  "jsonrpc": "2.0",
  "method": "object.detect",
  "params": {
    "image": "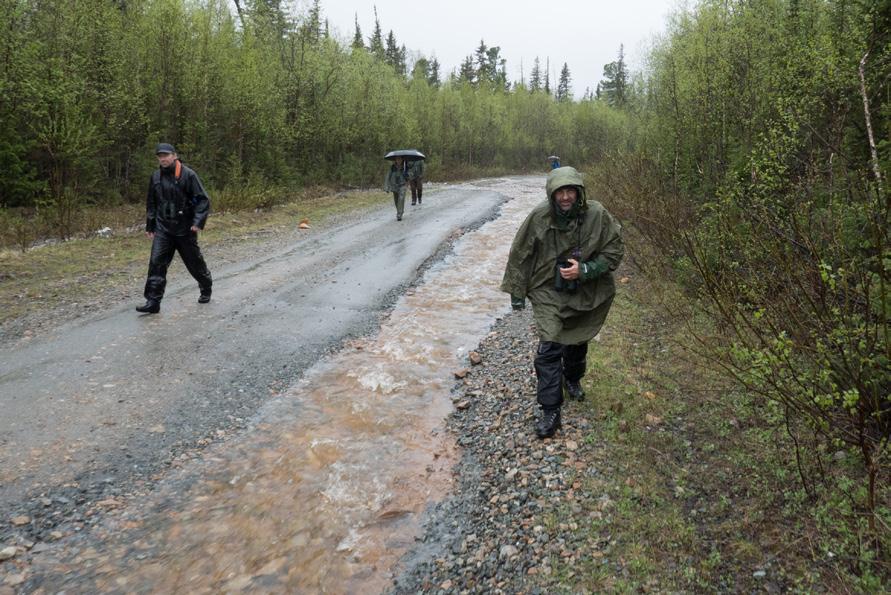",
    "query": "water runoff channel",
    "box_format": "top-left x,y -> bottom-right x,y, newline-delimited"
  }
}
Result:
32,177 -> 544,593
